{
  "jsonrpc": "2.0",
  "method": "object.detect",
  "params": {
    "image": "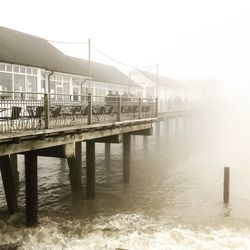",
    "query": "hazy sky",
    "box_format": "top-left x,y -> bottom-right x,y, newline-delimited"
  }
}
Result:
1,0 -> 250,80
